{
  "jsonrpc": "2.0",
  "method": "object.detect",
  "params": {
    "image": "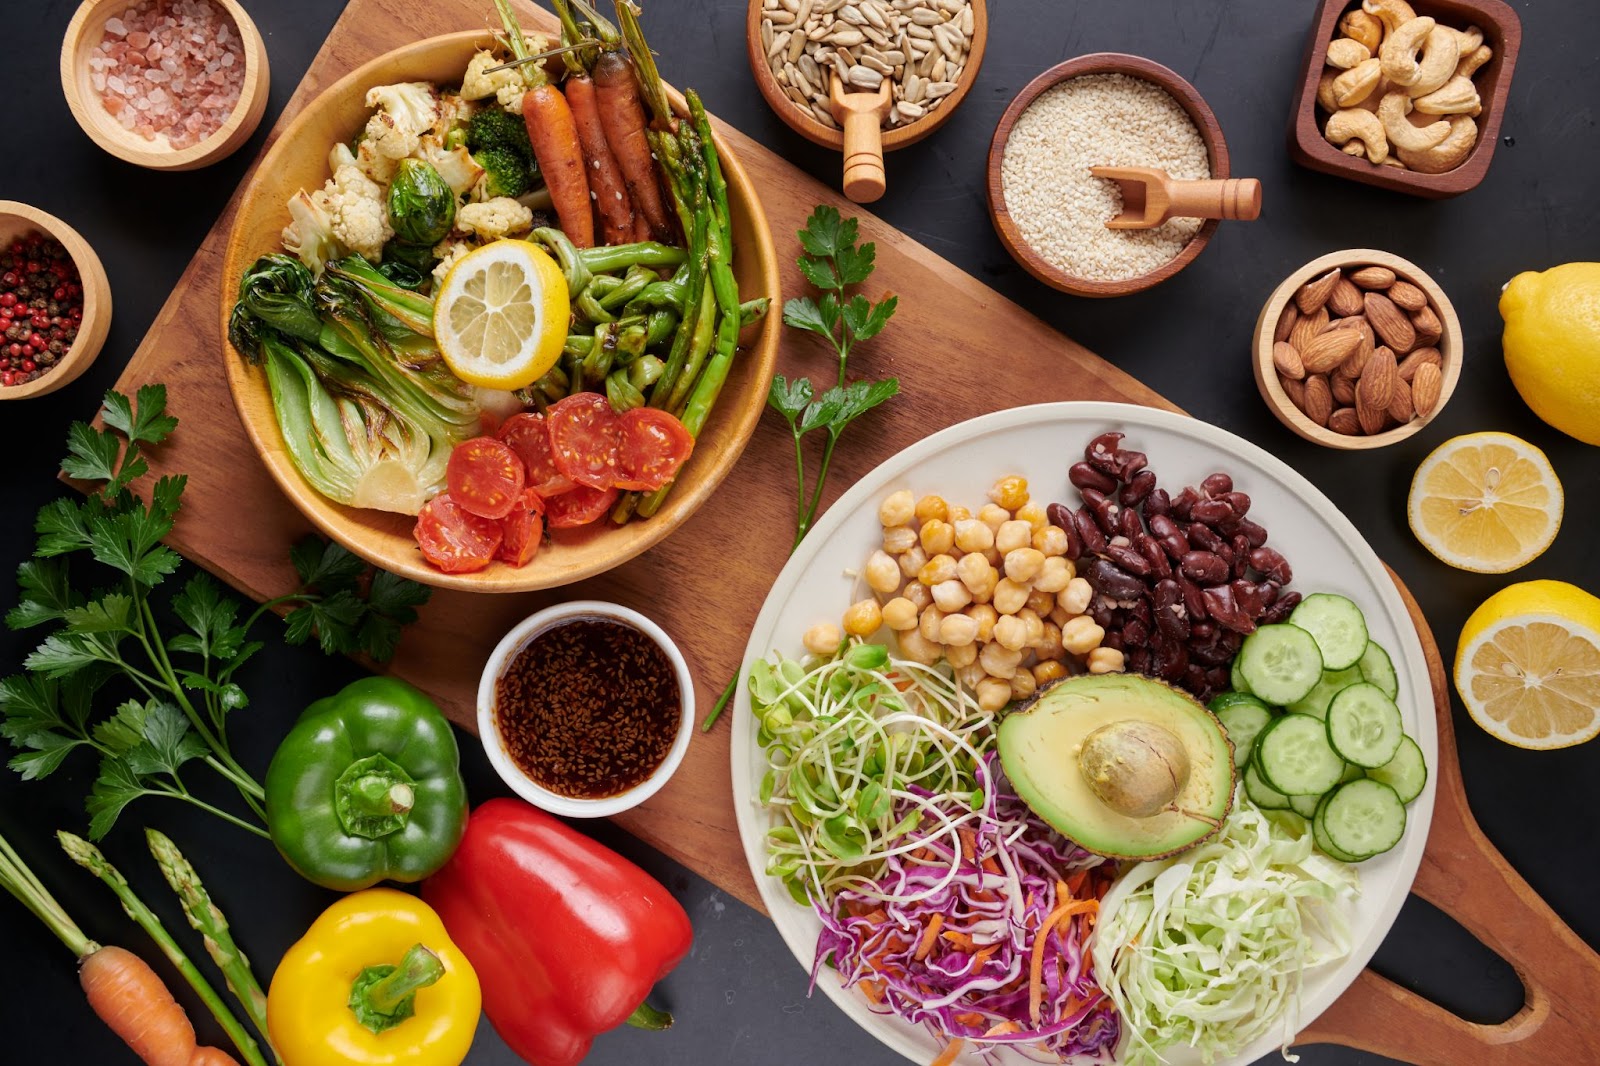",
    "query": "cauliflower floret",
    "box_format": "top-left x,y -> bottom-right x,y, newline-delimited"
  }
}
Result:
431,240 -> 473,284
460,50 -> 530,113
320,164 -> 394,262
455,197 -> 534,240
433,93 -> 477,141
352,81 -> 441,184
282,189 -> 343,276
415,137 -> 485,197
